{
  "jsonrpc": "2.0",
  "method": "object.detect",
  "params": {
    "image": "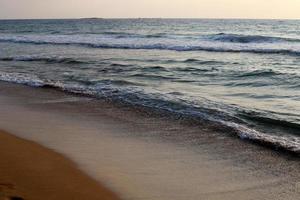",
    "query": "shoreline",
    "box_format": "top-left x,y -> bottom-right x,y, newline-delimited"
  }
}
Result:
0,130 -> 120,200
0,77 -> 298,155
0,81 -> 299,200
